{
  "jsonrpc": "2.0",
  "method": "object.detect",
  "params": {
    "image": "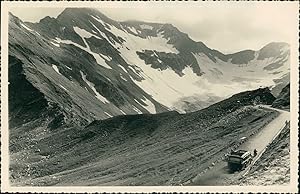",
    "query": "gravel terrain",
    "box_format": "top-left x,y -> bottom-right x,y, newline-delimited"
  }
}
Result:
10,88 -> 277,186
